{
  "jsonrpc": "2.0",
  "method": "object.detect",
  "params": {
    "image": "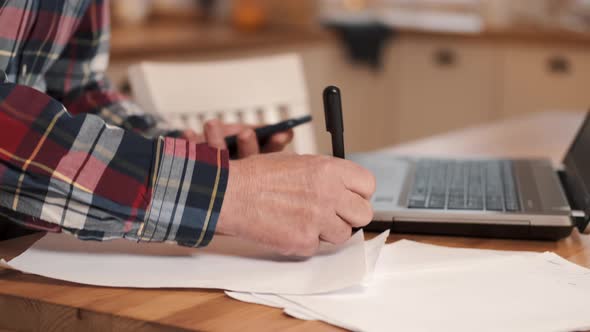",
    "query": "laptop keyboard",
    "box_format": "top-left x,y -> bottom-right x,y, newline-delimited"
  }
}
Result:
407,160 -> 521,212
